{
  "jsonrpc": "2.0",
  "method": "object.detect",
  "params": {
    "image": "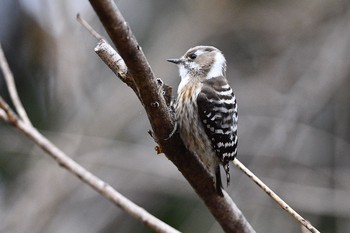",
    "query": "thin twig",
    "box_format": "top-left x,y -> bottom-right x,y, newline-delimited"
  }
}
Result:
0,108 -> 8,121
0,96 -> 180,233
0,43 -> 32,126
77,15 -> 139,97
76,13 -> 104,40
233,159 -> 320,233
